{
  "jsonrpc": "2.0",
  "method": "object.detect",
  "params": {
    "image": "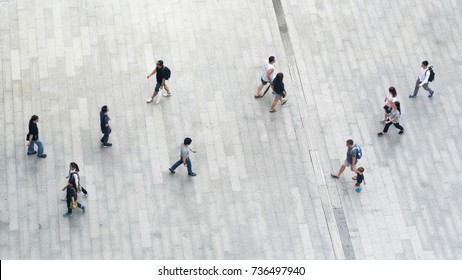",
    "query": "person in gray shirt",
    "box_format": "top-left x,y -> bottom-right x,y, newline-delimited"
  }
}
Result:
378,101 -> 404,136
331,139 -> 360,179
169,137 -> 197,176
